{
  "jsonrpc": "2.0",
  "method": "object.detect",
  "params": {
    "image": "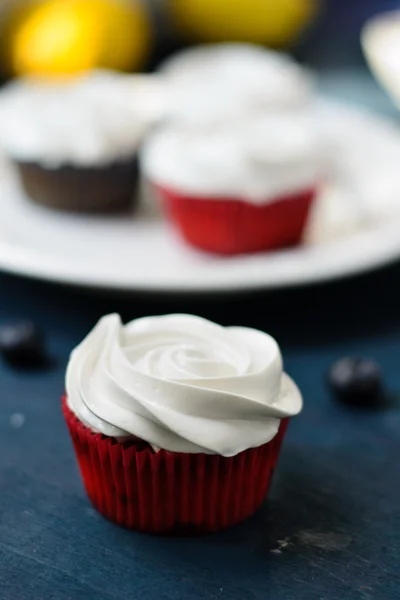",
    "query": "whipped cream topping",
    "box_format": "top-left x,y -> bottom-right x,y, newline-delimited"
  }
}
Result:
142,112 -> 323,202
66,314 -> 302,456
0,71 -> 163,168
159,43 -> 313,123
